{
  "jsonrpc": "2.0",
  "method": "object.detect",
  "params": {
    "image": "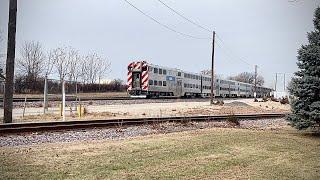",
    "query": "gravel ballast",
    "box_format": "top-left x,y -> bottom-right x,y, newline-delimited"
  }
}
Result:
0,118 -> 289,147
